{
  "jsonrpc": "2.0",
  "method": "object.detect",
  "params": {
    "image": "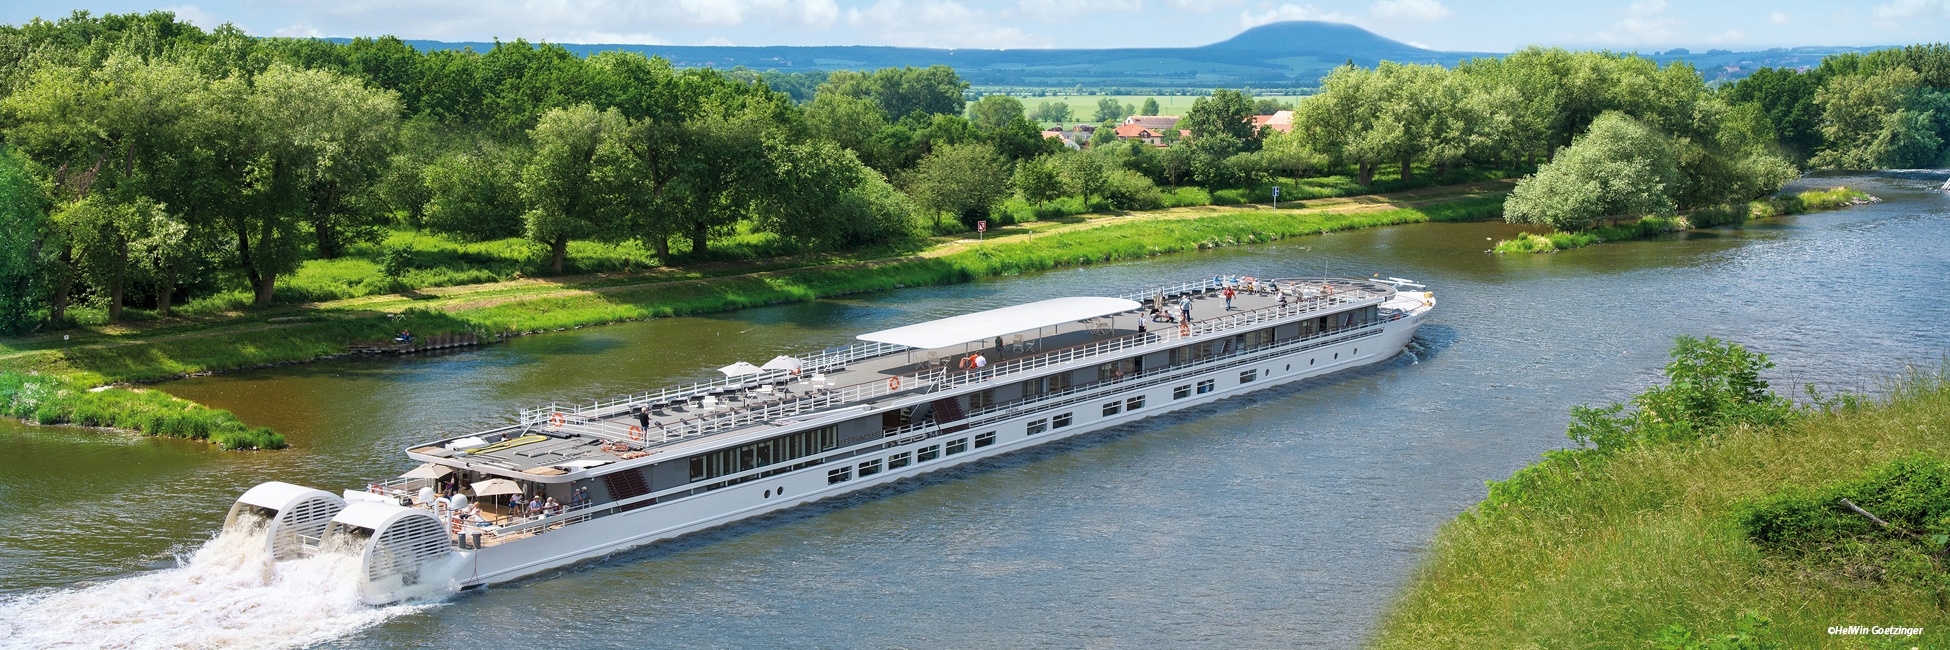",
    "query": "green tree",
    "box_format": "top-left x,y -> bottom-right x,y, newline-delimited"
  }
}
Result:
0,148 -> 49,332
1093,97 -> 1134,123
520,103 -> 625,274
805,93 -> 889,155
1810,68 -> 1950,169
967,94 -> 1025,131
1723,67 -> 1825,163
424,144 -> 526,241
1182,89 -> 1257,142
1013,155 -> 1064,203
1055,150 -> 1108,203
1504,112 -> 1681,231
1030,101 -> 1072,123
754,140 -> 868,250
817,66 -> 968,122
1139,97 -> 1160,116
902,142 -> 1009,229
